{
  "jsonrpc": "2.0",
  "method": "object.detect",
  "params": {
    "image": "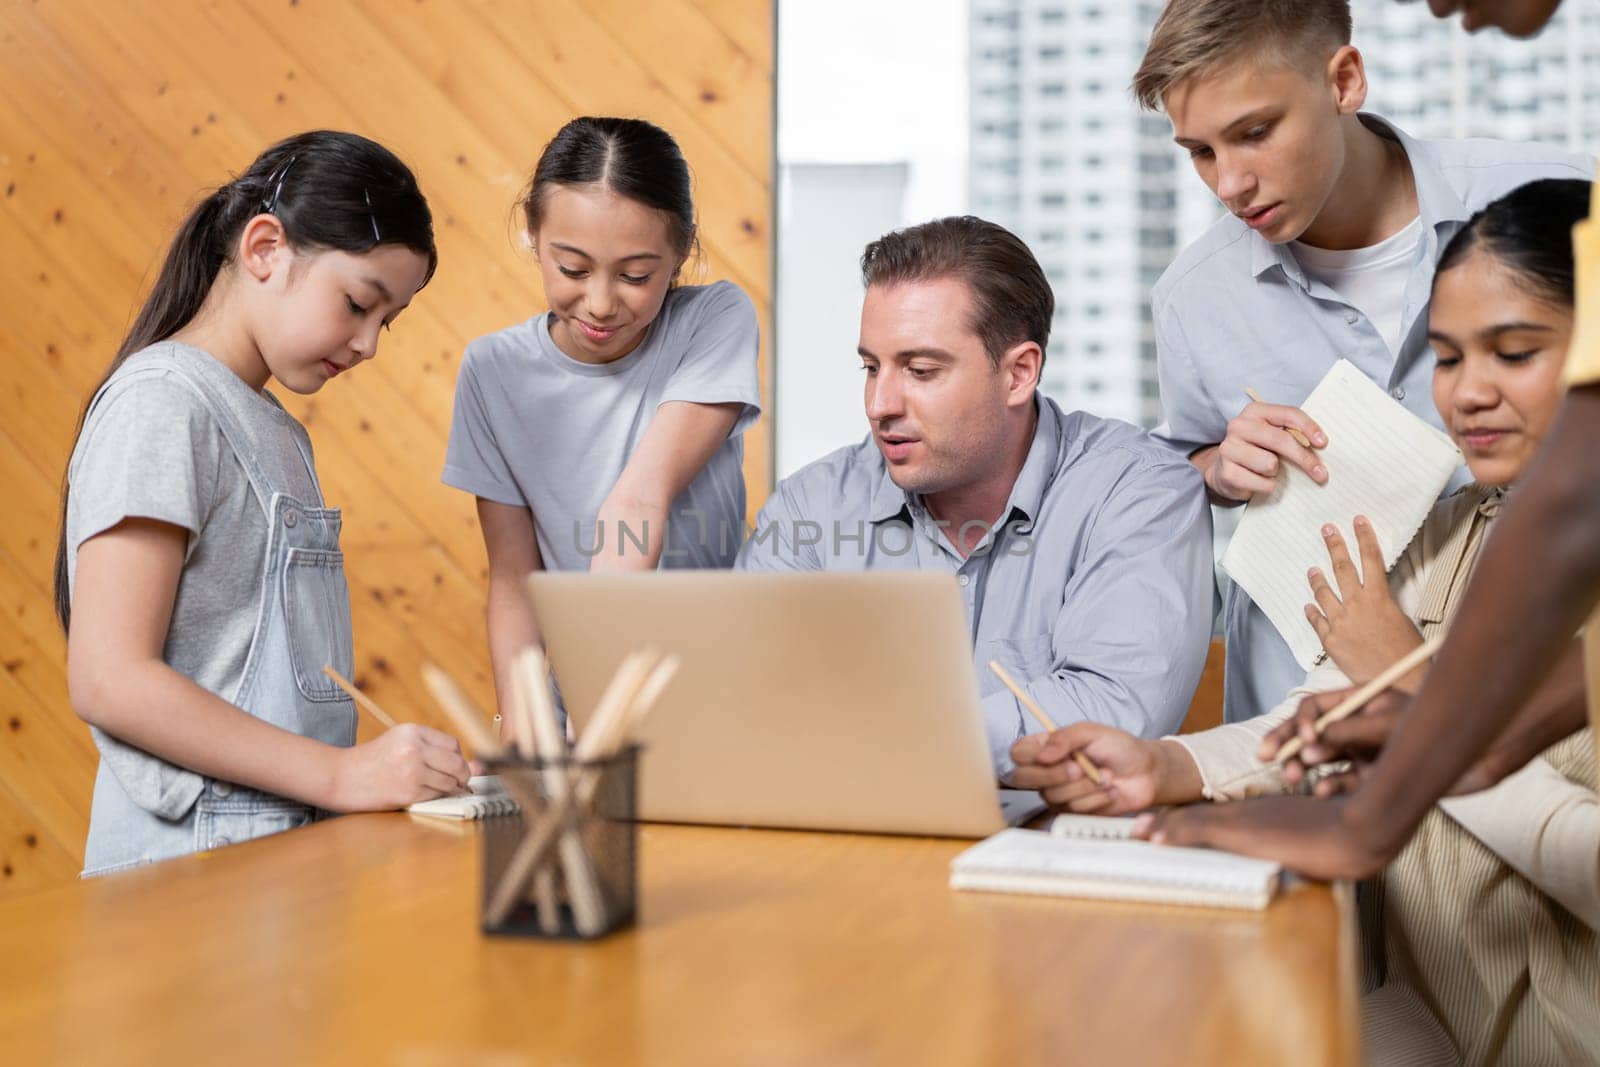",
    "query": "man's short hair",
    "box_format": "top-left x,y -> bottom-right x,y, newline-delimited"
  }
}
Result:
859,216 -> 1052,369
1132,0 -> 1352,112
